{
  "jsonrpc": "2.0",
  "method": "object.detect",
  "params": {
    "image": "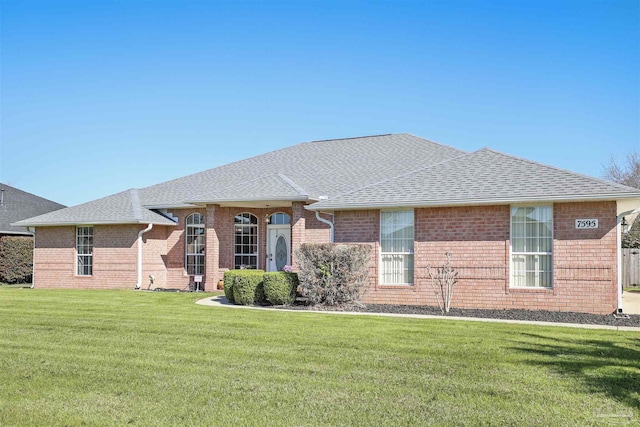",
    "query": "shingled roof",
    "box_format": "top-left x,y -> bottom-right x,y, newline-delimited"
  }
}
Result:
13,189 -> 177,227
137,133 -> 465,207
308,148 -> 640,210
13,134 -> 640,226
0,184 -> 65,234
